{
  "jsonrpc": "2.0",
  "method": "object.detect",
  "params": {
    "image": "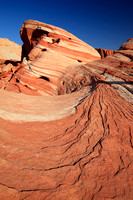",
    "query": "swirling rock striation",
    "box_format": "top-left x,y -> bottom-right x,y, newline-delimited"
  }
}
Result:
0,20 -> 101,96
0,20 -> 133,200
